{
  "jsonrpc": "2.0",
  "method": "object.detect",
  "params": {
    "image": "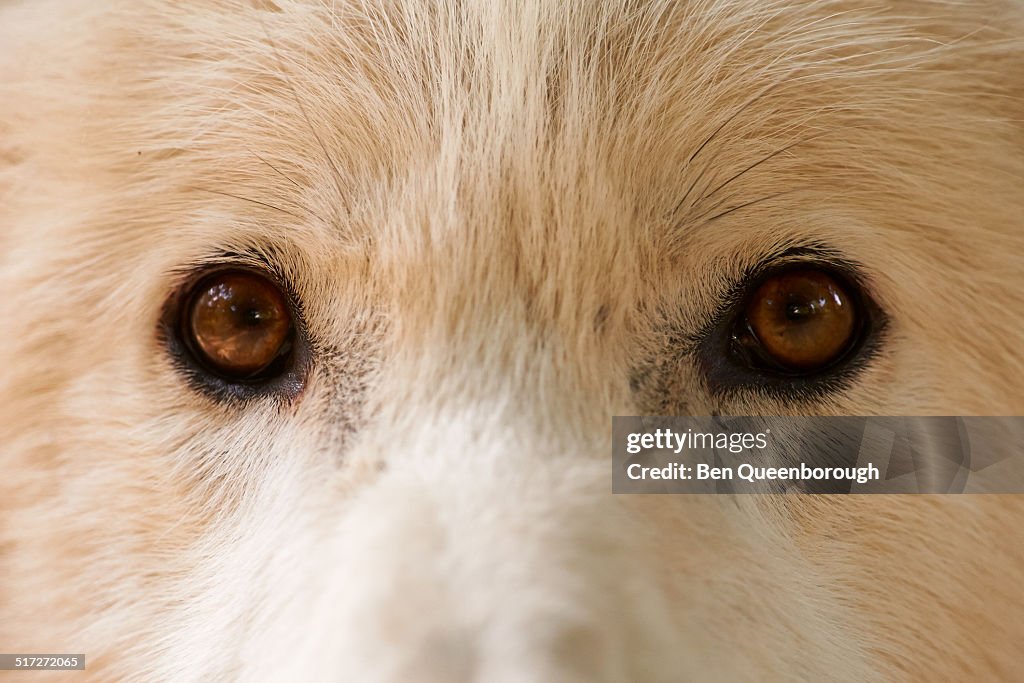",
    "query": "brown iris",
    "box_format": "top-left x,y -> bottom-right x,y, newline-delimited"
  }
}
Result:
185,270 -> 293,379
741,268 -> 857,372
